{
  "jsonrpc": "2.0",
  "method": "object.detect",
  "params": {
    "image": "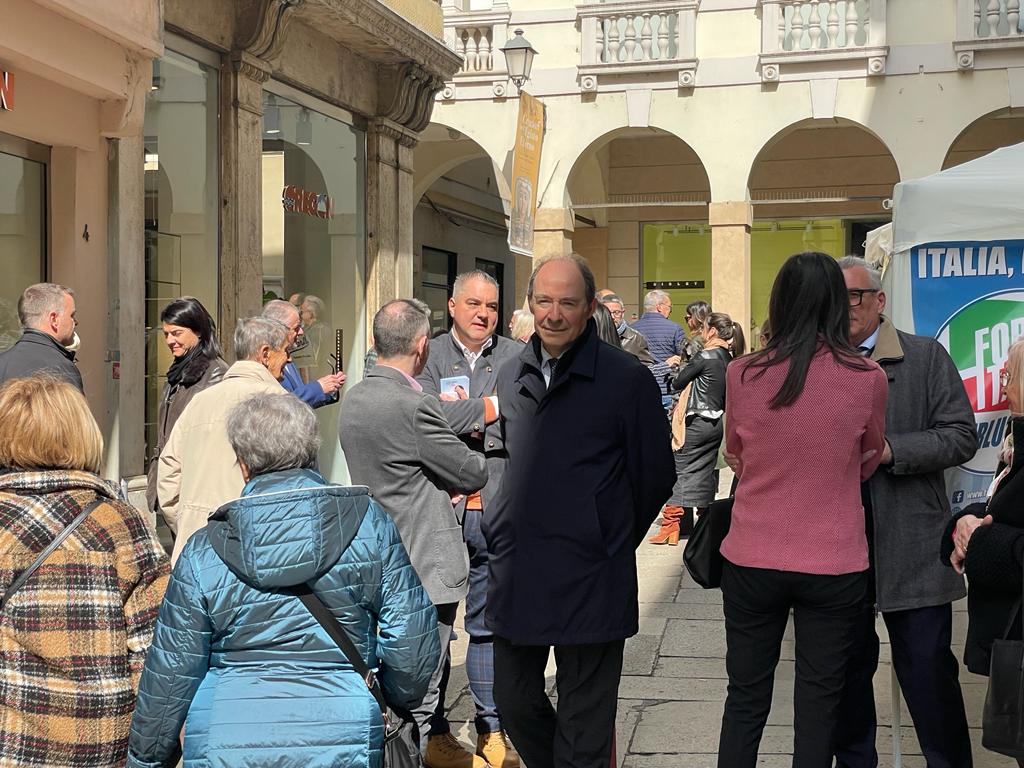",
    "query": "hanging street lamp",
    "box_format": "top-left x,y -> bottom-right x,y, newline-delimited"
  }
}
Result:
500,29 -> 537,94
